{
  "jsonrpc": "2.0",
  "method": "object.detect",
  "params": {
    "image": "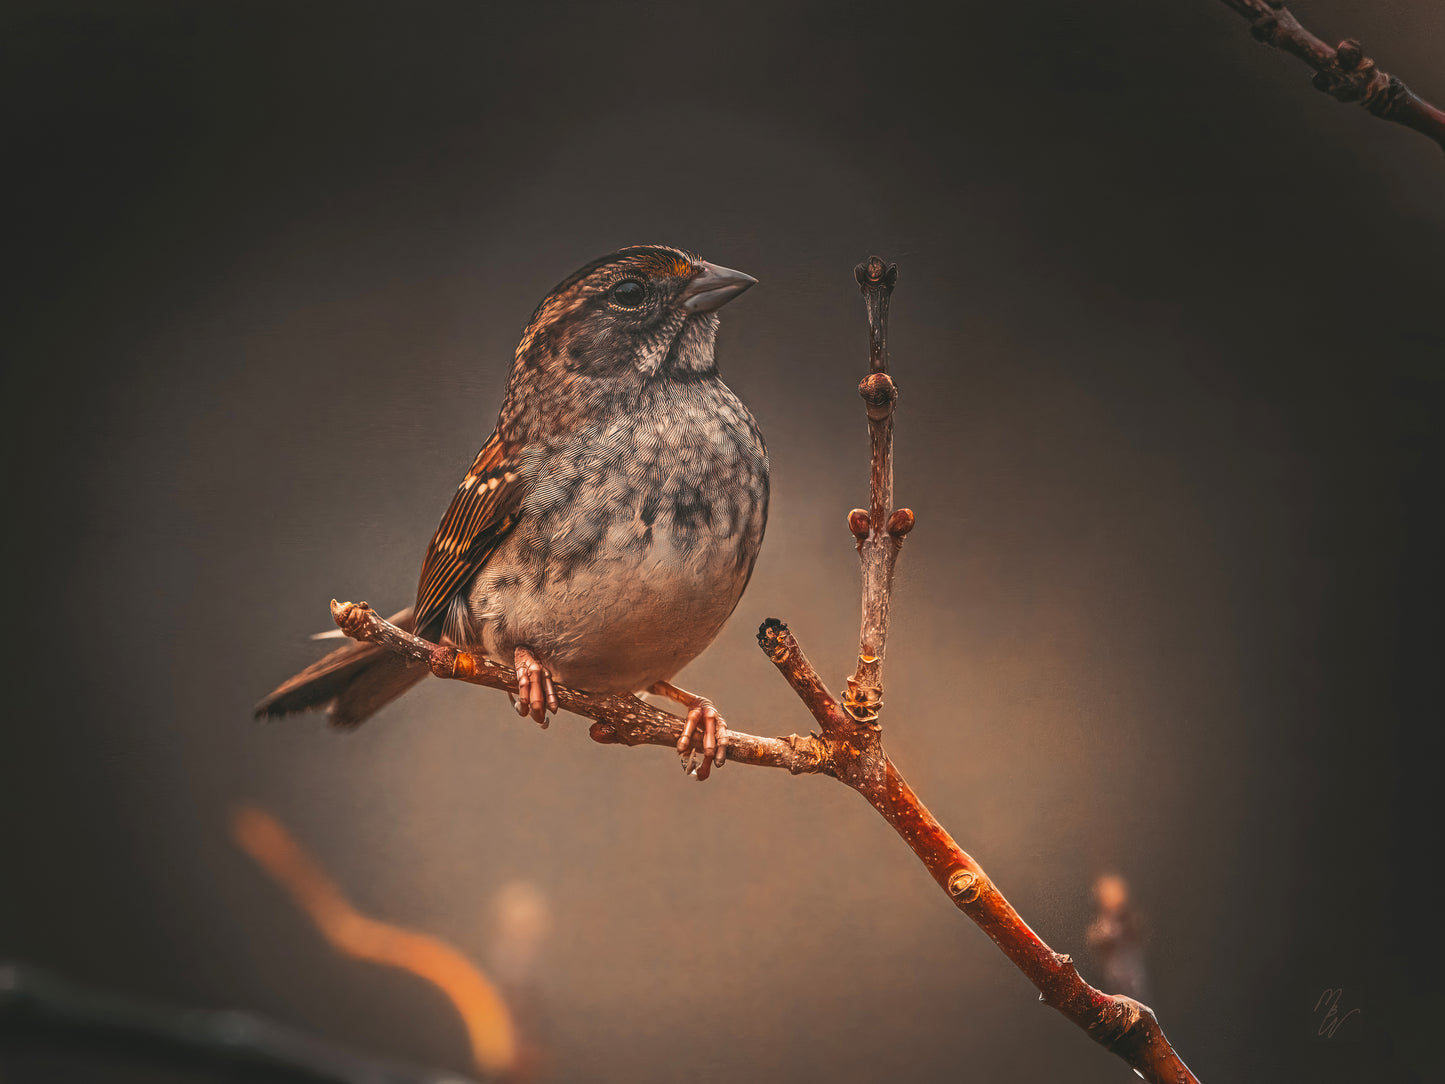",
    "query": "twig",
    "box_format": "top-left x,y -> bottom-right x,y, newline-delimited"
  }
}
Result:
328,600 -> 830,777
762,260 -> 1197,1081
1217,0 -> 1445,153
323,258 -> 1199,1081
1087,874 -> 1150,1001
232,806 -> 518,1077
0,962 -> 480,1084
843,257 -> 912,729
